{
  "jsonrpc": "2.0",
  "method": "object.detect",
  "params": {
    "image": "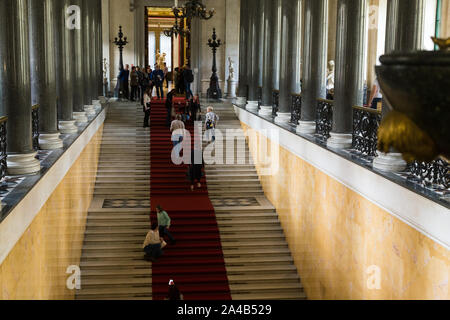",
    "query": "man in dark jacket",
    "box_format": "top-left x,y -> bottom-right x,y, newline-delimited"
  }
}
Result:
166,89 -> 176,127
152,65 -> 165,100
118,64 -> 130,100
183,65 -> 194,100
130,66 -> 139,101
